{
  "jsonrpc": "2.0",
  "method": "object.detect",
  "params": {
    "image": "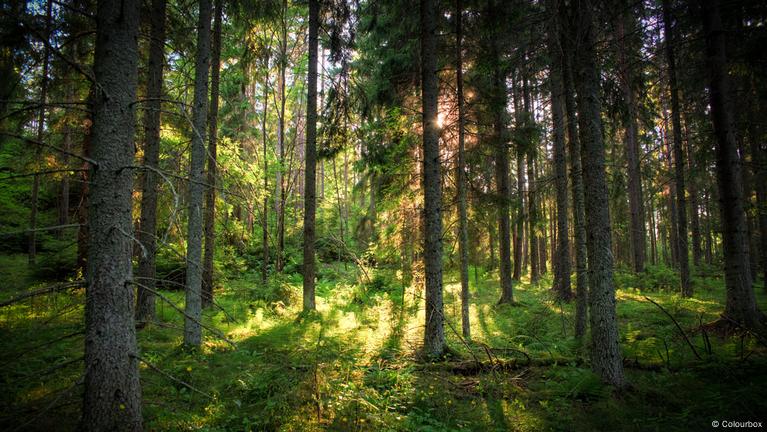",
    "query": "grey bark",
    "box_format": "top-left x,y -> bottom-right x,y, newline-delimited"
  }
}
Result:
421,0 -> 446,357
701,0 -> 763,328
184,0 -> 212,347
275,0 -> 288,272
202,0 -> 222,308
136,0 -> 167,324
662,0 -> 691,296
81,0 -> 142,429
303,0 -> 319,311
572,2 -> 625,387
456,0 -> 471,338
